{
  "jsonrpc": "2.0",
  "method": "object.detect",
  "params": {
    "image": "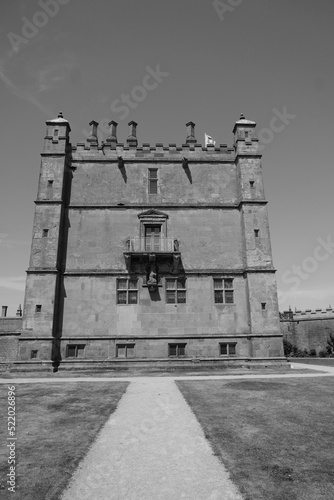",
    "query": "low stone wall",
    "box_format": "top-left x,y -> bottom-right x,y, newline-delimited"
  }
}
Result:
280,309 -> 334,353
0,336 -> 20,362
0,317 -> 22,333
0,318 -> 22,362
